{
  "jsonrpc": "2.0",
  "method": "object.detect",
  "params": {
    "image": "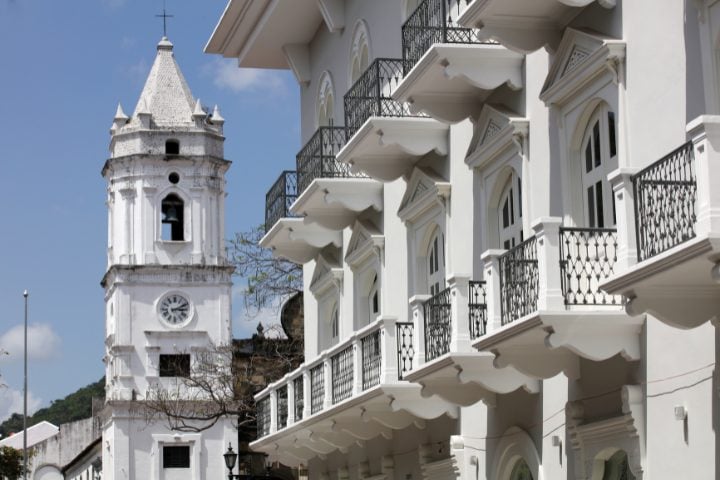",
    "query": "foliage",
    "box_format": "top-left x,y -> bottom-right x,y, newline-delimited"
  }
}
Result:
0,378 -> 105,438
227,226 -> 302,316
138,326 -> 303,440
0,446 -> 27,480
